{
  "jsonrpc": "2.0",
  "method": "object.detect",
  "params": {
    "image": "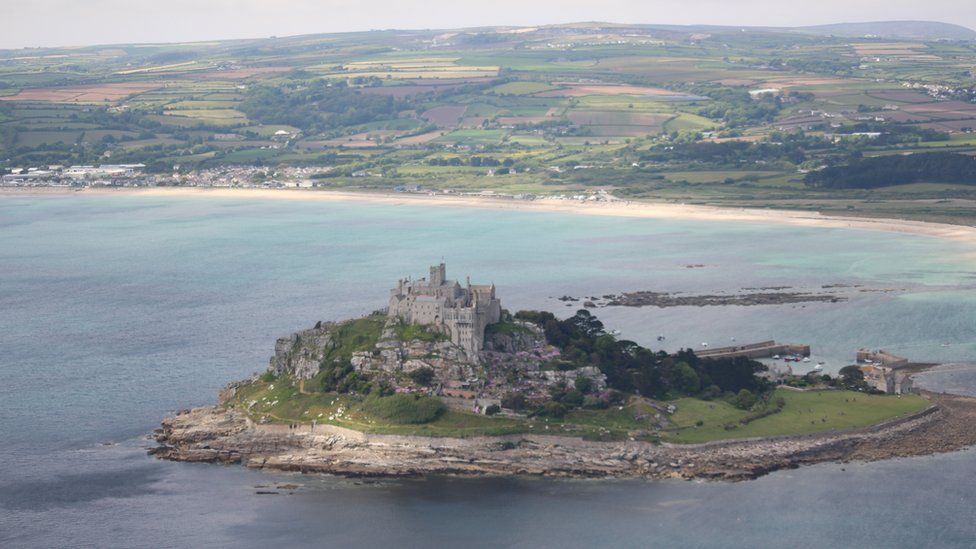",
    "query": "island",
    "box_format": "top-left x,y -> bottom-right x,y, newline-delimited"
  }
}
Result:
151,264 -> 976,480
